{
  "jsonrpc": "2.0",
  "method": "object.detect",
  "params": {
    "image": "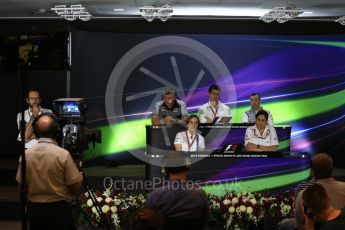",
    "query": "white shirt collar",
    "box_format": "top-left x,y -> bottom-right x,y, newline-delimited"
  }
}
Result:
208,100 -> 220,109
38,138 -> 54,144
27,107 -> 42,116
253,125 -> 270,138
